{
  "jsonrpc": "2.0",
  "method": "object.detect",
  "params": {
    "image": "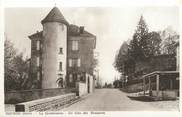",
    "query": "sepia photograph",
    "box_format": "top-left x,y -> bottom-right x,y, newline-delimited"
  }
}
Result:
3,1 -> 180,114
